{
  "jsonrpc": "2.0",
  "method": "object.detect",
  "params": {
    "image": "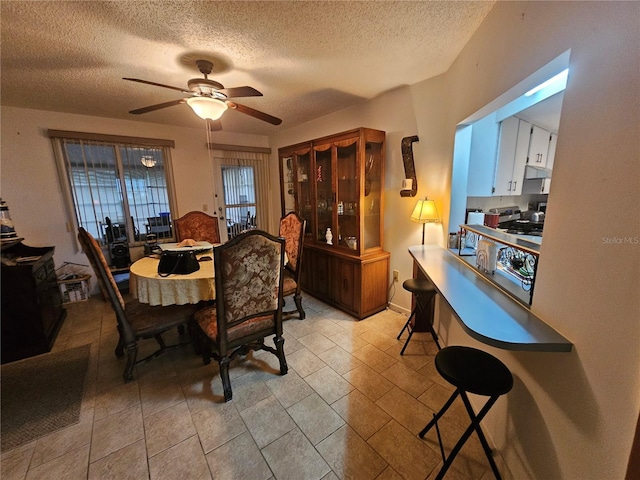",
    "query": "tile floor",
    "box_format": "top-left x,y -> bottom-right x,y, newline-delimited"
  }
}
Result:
1,294 -> 500,480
